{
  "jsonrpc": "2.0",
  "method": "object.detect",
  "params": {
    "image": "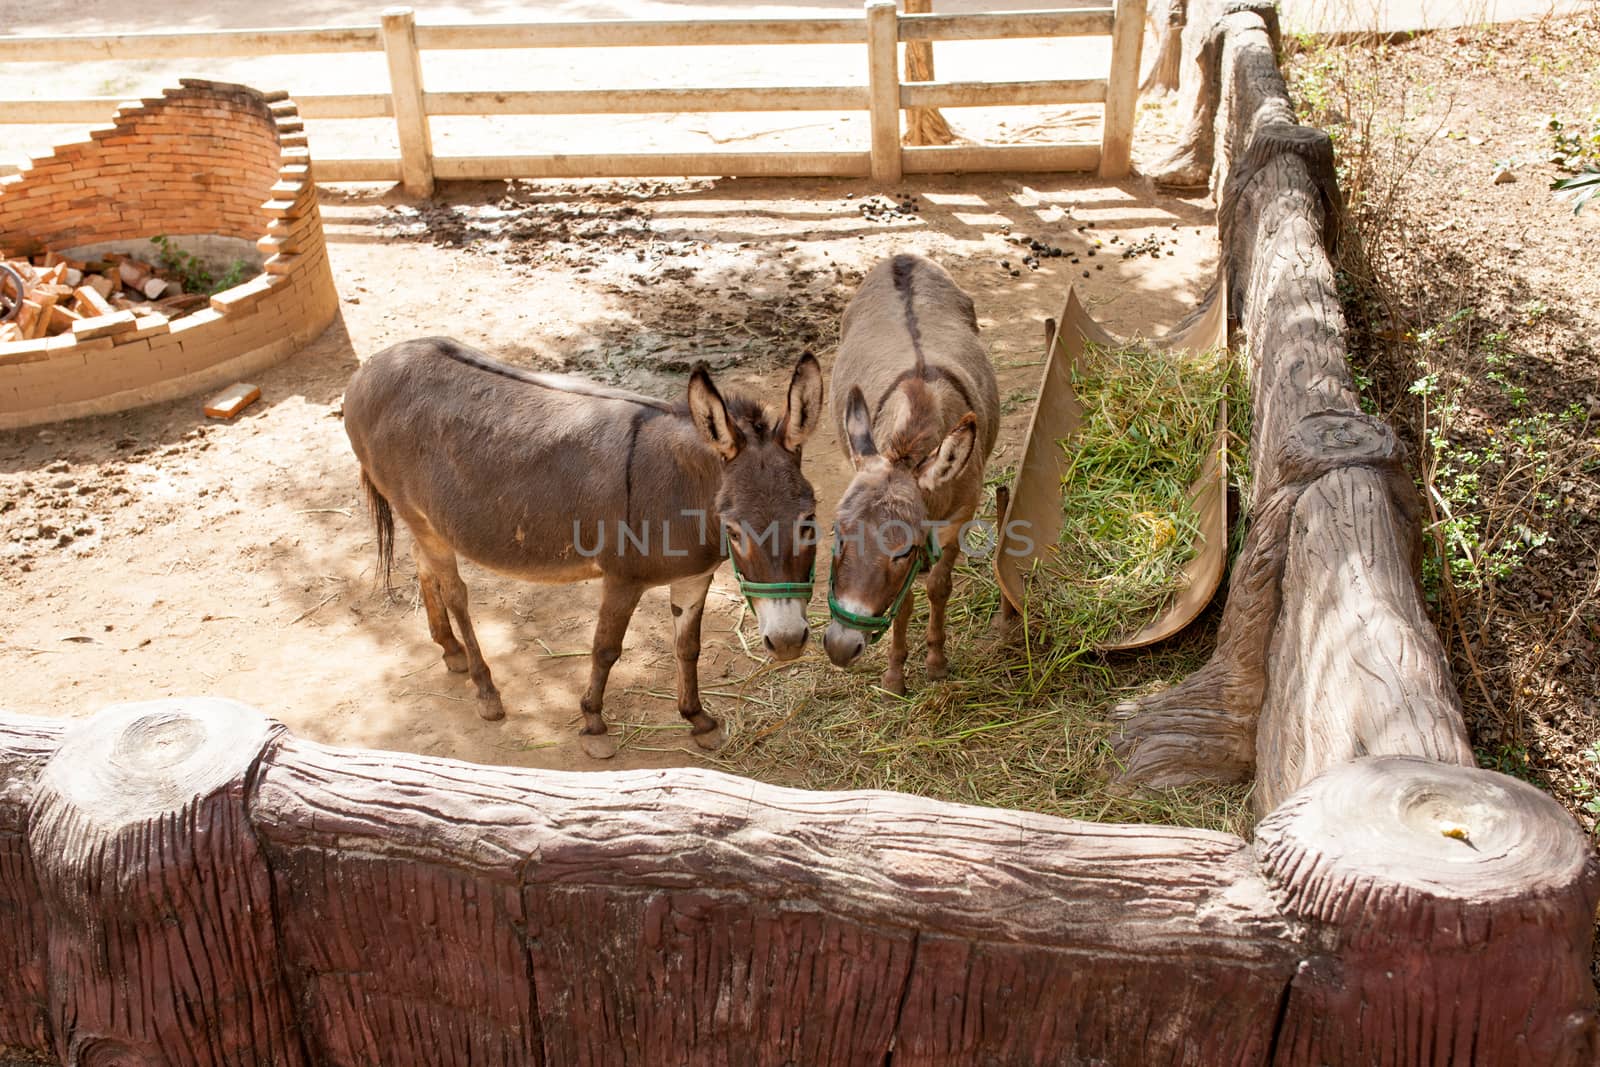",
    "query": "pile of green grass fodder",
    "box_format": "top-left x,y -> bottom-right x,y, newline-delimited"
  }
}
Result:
1036,338 -> 1236,647
712,337 -> 1250,836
